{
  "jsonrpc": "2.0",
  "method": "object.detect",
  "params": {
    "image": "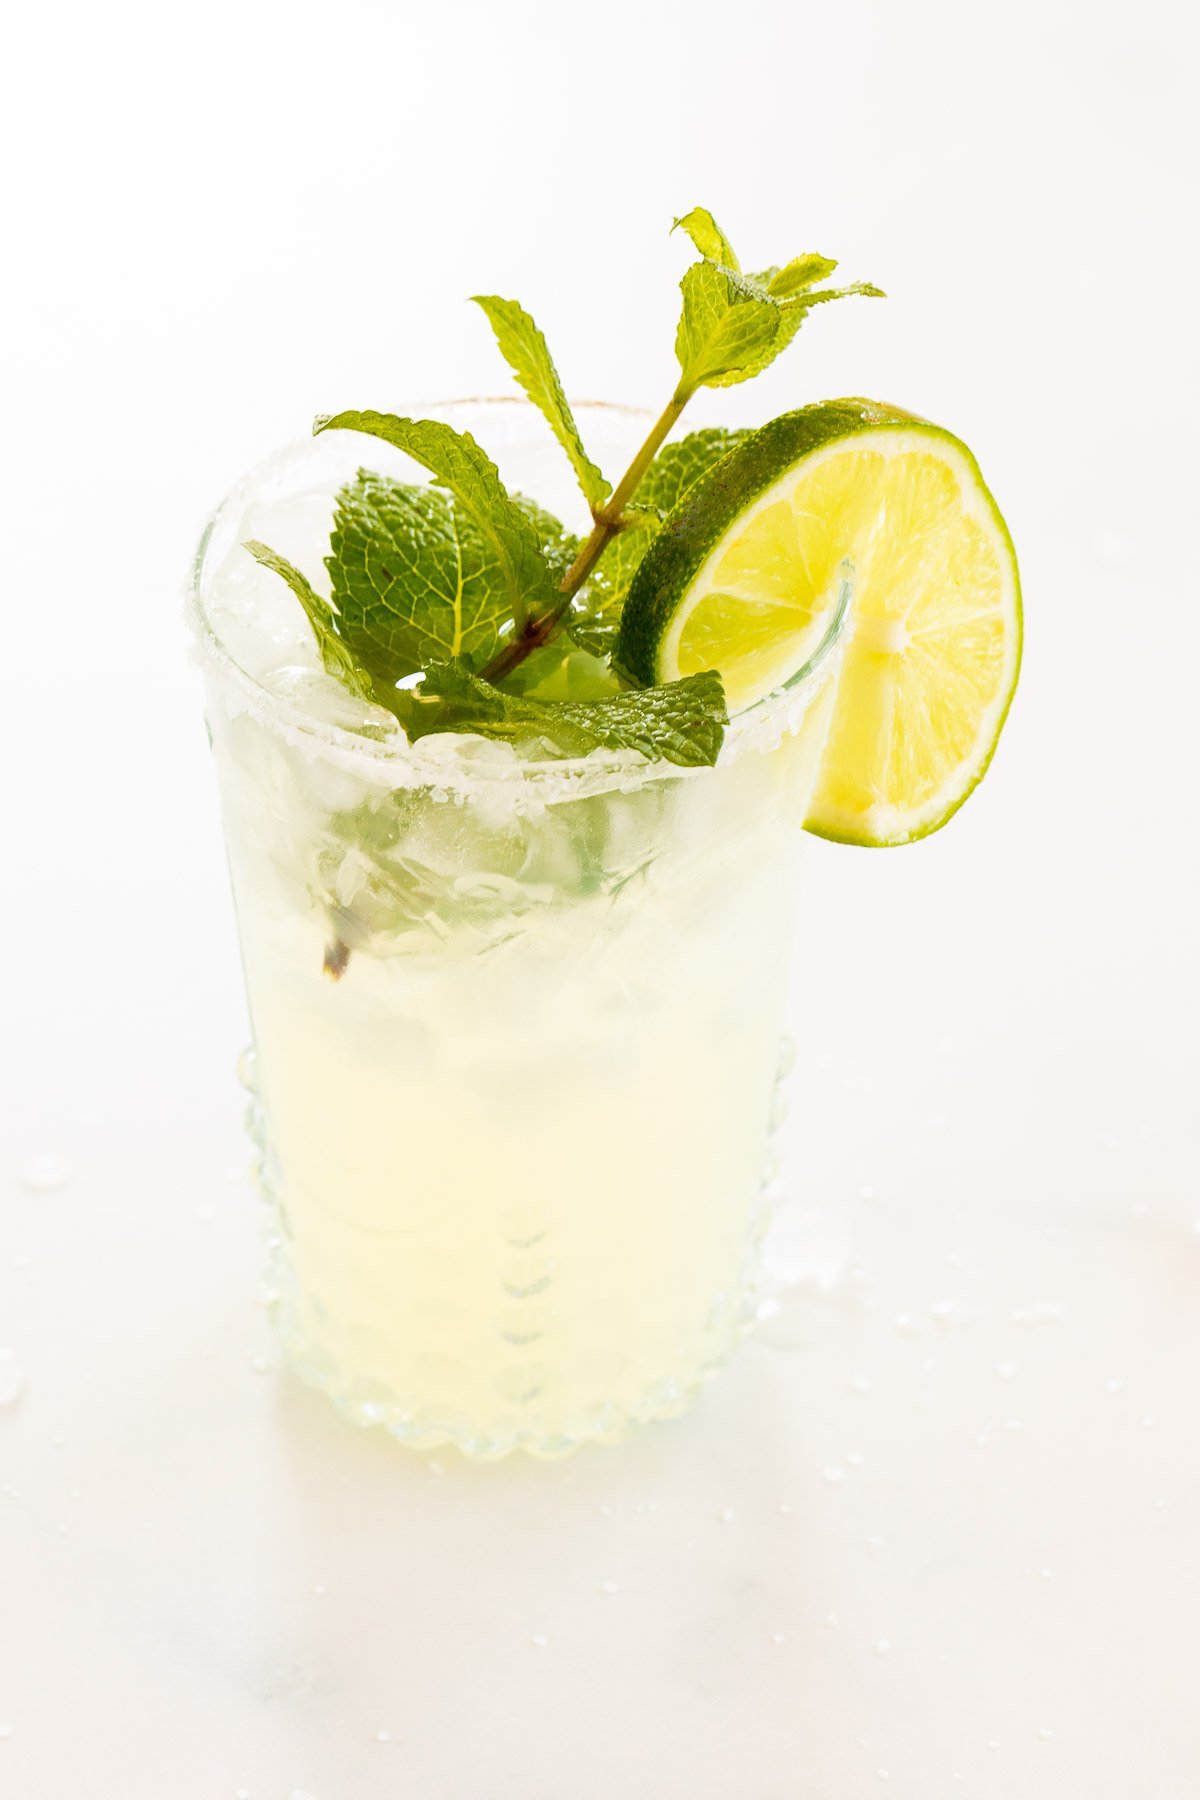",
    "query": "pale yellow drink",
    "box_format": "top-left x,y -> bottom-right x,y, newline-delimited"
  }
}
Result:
191,404 -> 844,1456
